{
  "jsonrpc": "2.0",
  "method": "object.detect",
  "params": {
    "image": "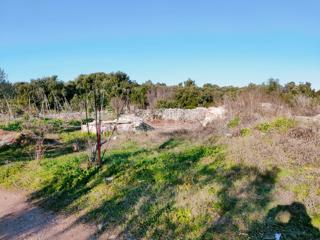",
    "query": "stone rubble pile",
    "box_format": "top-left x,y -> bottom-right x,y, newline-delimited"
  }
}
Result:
136,106 -> 226,126
81,114 -> 154,133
